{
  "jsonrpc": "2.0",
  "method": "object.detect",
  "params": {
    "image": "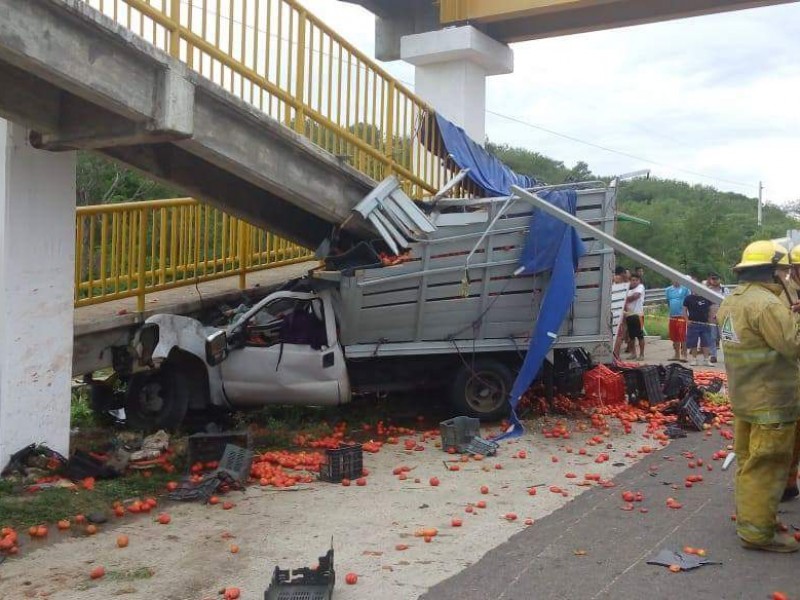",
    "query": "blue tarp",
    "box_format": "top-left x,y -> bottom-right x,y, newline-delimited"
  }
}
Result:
496,190 -> 586,440
425,112 -> 584,438
432,114 -> 537,196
